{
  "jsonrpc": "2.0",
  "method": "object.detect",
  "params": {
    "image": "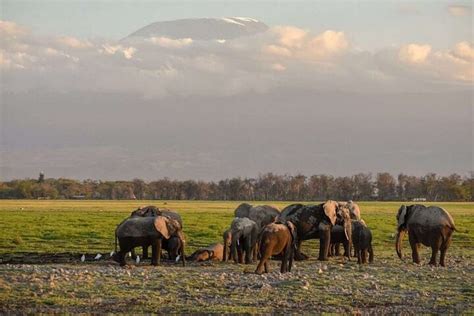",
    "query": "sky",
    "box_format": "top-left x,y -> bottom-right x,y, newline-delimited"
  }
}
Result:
0,0 -> 473,180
